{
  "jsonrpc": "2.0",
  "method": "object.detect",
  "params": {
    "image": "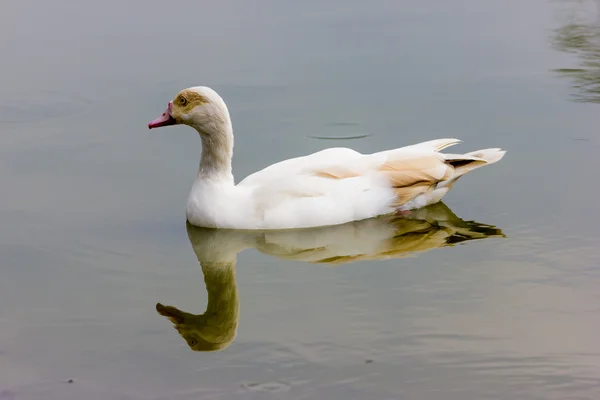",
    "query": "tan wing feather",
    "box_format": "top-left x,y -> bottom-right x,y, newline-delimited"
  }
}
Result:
314,169 -> 361,179
391,183 -> 434,205
313,154 -> 452,205
380,155 -> 453,183
312,150 -> 497,207
378,154 -> 454,205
